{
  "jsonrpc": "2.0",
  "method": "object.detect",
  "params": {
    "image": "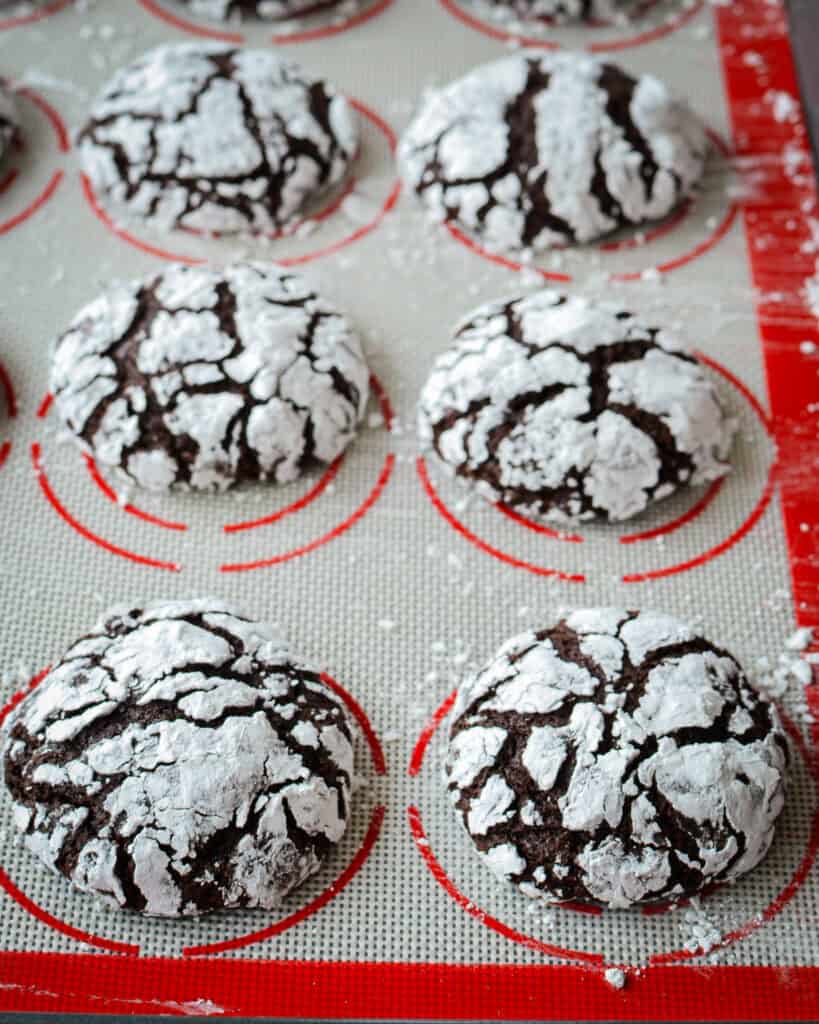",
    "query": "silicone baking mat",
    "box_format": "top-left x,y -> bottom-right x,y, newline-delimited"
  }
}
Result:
0,0 -> 818,1018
